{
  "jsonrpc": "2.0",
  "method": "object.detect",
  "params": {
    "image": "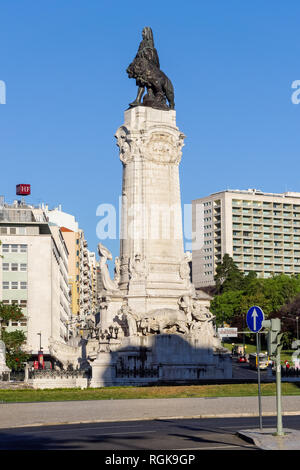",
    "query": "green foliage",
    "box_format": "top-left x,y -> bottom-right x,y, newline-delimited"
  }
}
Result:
210,289 -> 244,326
214,254 -> 244,294
2,330 -> 29,370
0,302 -> 24,323
0,302 -> 29,370
211,254 -> 300,344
